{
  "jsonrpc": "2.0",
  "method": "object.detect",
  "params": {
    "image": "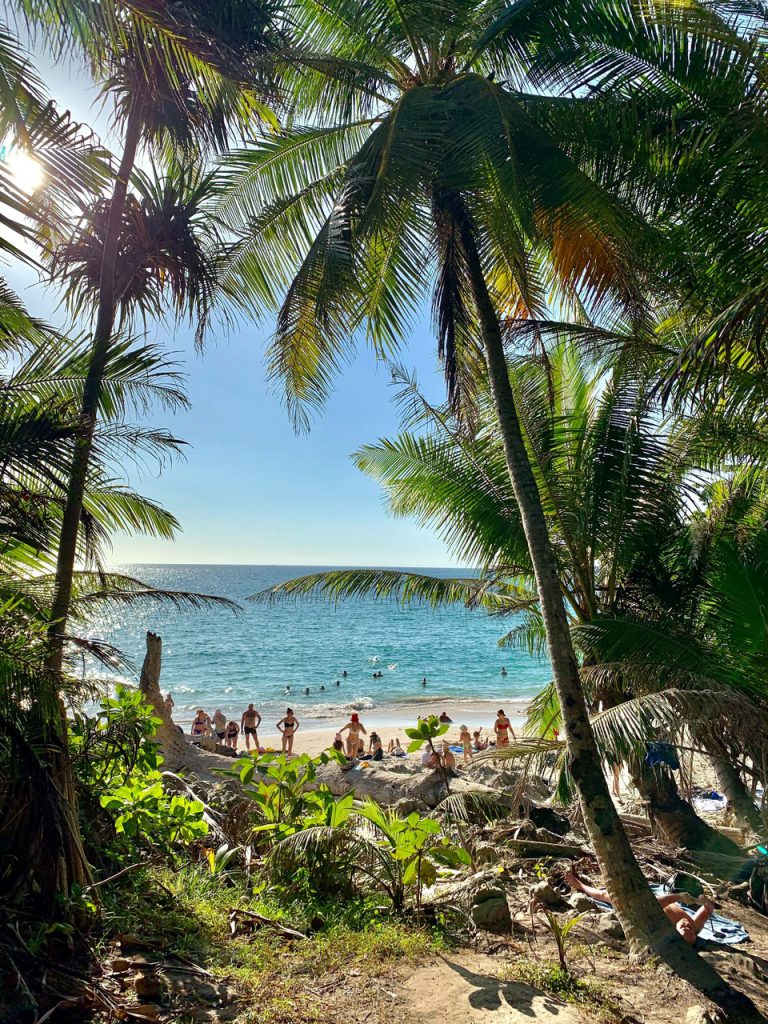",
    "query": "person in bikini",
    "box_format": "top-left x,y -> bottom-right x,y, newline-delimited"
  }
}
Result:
565,867 -> 714,945
225,718 -> 239,749
338,712 -> 367,758
191,708 -> 211,740
241,703 -> 262,751
494,709 -> 515,748
277,707 -> 299,754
